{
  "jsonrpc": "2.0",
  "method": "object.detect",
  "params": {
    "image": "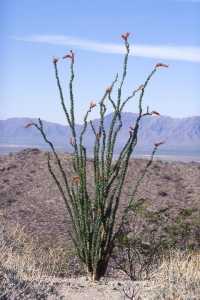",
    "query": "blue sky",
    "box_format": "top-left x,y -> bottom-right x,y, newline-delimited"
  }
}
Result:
1,0 -> 200,124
